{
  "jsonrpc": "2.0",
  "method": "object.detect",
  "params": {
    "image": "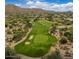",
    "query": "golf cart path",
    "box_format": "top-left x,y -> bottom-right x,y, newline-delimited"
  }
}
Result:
17,54 -> 41,59
14,28 -> 32,47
